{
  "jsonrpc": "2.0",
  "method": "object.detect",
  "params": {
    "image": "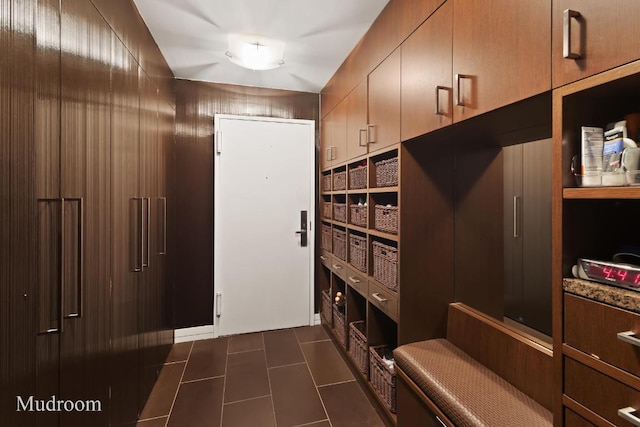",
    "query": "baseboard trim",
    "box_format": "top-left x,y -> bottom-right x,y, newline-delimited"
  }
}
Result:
174,325 -> 214,343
